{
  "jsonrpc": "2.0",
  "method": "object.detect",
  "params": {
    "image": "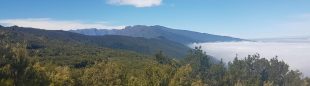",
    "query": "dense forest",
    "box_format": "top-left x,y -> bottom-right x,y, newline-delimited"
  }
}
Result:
0,26 -> 310,86
1,42 -> 310,86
